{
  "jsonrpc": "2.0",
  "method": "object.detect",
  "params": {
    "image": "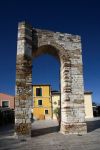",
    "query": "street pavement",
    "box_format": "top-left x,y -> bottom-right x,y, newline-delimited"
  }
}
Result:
0,118 -> 100,150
